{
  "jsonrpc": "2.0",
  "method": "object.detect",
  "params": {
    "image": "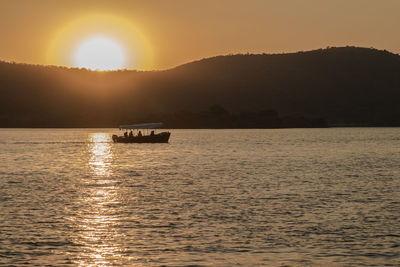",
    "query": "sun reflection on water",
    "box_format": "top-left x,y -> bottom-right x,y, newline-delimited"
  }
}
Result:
89,133 -> 113,177
72,133 -> 125,266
